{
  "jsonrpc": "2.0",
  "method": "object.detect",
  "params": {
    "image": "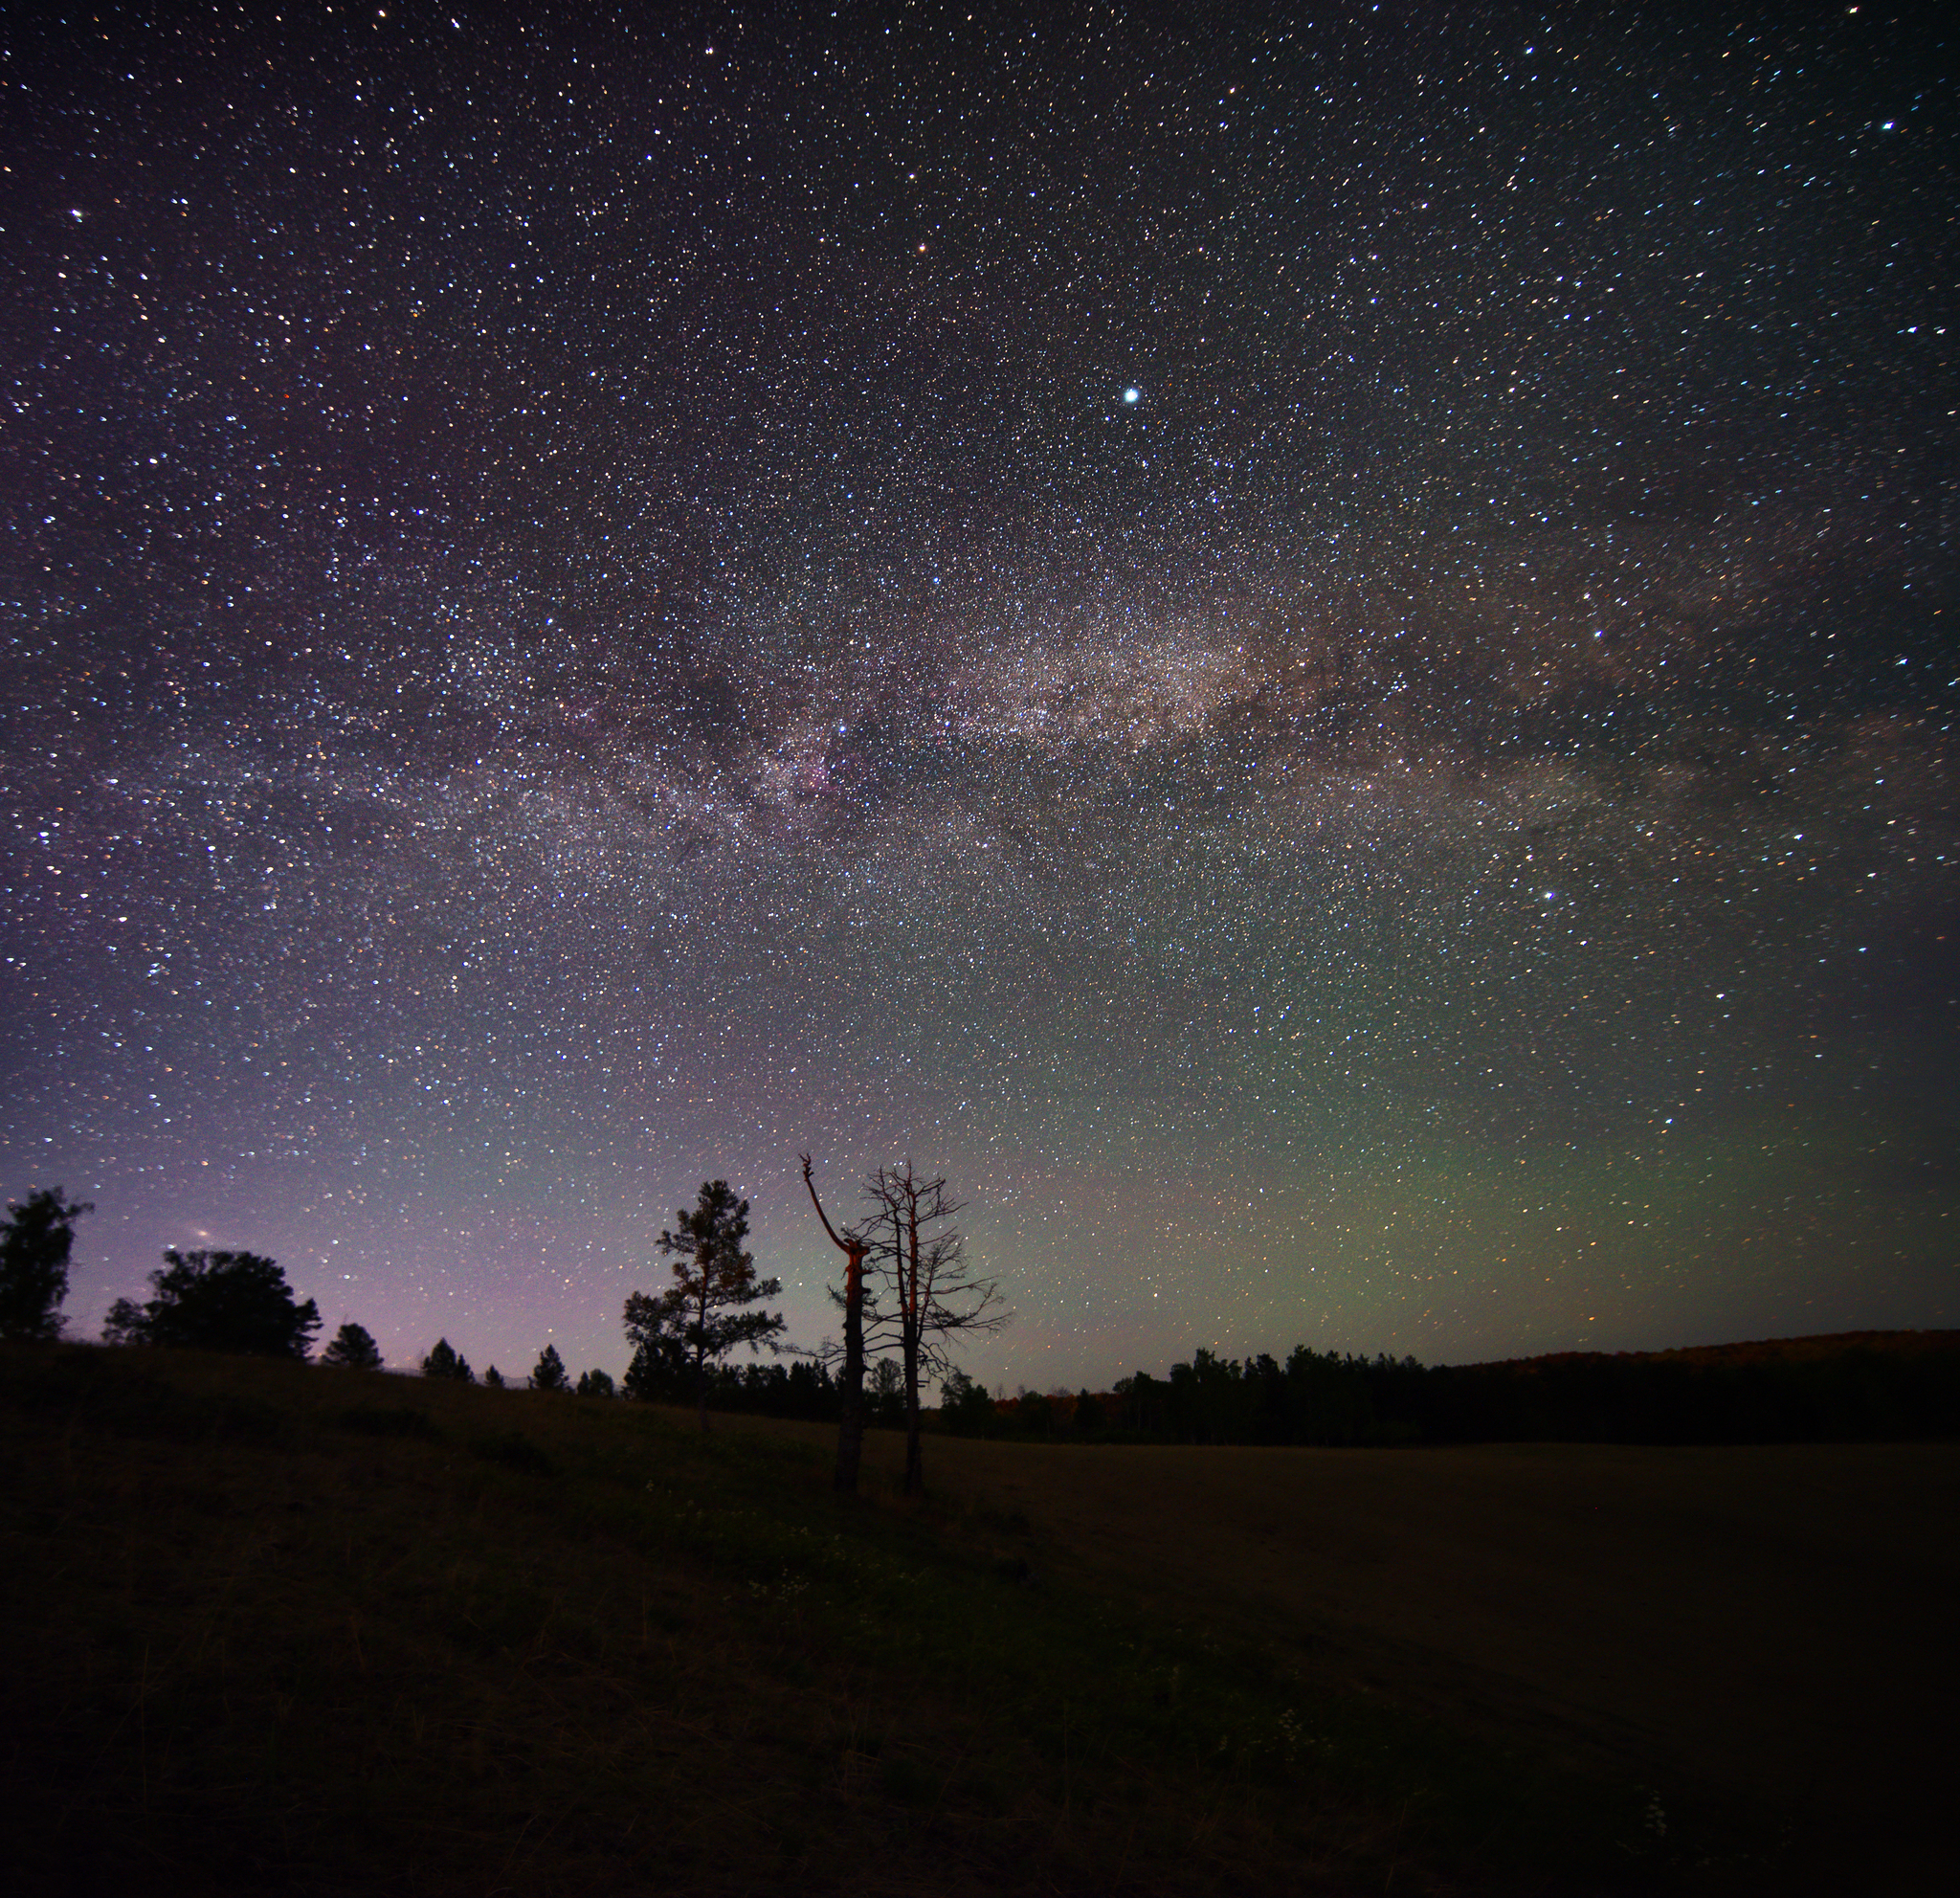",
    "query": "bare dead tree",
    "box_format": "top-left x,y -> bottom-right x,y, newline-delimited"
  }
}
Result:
858,1162 -> 1010,1496
800,1153 -> 871,1495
